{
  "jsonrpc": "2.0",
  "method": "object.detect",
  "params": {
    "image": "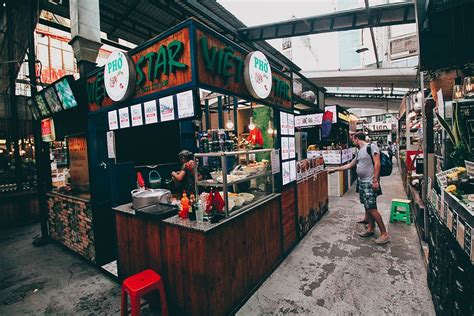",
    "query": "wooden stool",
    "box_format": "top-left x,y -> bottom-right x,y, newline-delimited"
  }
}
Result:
121,269 -> 168,316
390,198 -> 412,225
